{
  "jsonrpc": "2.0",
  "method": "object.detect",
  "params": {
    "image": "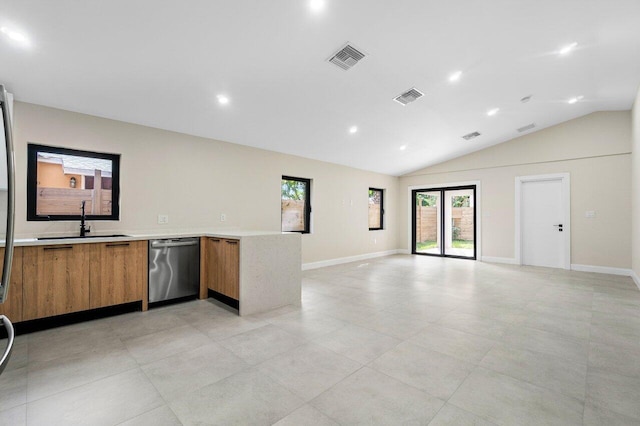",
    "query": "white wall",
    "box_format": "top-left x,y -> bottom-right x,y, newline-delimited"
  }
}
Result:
13,102 -> 399,264
399,112 -> 633,269
632,86 -> 640,284
12,102 -> 635,272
